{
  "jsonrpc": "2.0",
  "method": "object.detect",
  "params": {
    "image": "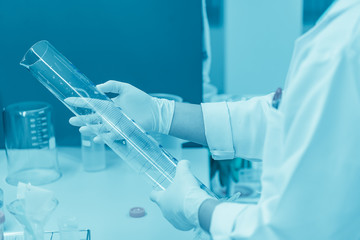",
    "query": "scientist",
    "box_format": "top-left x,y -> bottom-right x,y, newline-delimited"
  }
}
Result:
70,0 -> 360,239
